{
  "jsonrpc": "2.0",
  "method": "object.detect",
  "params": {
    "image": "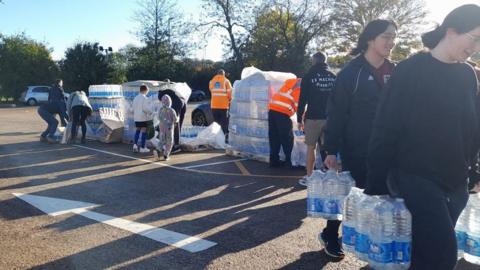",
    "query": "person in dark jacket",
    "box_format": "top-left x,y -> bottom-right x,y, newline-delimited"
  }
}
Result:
322,19 -> 397,258
366,5 -> 480,269
158,81 -> 187,152
38,79 -> 68,143
49,79 -> 66,103
297,52 -> 336,185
